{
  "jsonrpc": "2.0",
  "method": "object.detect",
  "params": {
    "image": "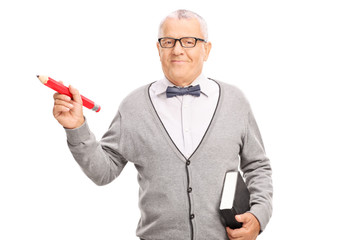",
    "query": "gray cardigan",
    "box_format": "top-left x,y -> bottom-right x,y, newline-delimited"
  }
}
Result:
65,80 -> 273,240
